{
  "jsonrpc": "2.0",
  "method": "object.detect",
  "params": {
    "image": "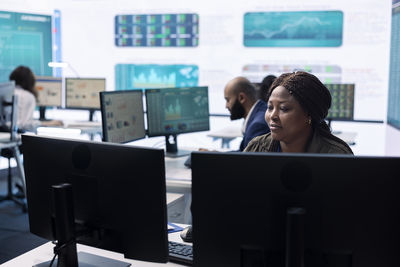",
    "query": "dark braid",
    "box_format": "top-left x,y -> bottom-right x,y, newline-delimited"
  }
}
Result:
266,71 -> 351,152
